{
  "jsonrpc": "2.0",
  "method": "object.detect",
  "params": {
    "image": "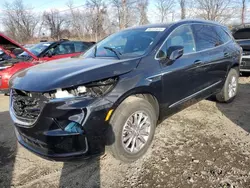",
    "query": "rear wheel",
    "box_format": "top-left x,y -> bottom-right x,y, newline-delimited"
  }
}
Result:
107,96 -> 157,163
216,68 -> 239,103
